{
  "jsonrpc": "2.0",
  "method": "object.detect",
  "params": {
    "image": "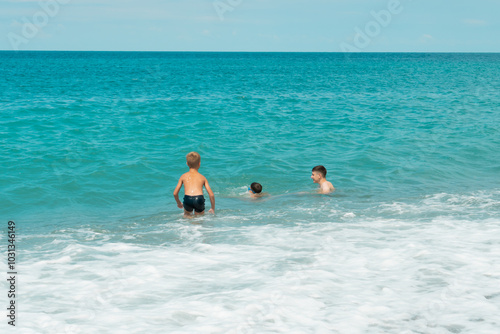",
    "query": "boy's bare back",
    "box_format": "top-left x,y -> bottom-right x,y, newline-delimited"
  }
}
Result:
179,170 -> 208,196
